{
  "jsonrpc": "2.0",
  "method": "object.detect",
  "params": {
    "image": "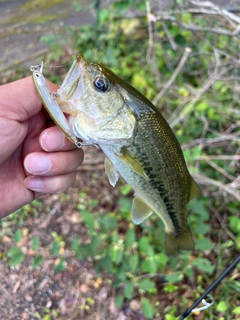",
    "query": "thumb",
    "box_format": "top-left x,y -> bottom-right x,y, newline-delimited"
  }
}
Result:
0,76 -> 43,121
